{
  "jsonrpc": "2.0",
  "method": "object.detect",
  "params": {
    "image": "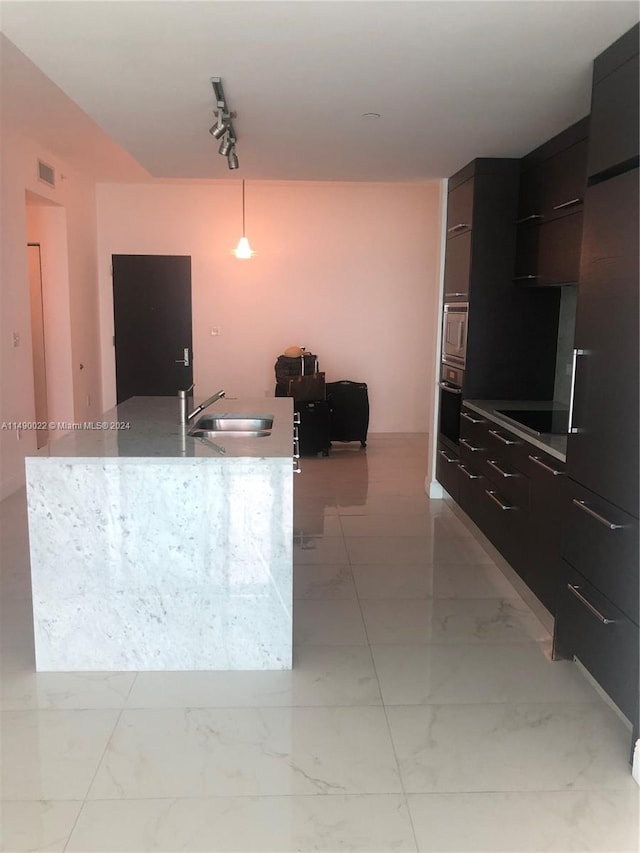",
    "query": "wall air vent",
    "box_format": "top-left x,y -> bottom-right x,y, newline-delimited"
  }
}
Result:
37,160 -> 55,188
